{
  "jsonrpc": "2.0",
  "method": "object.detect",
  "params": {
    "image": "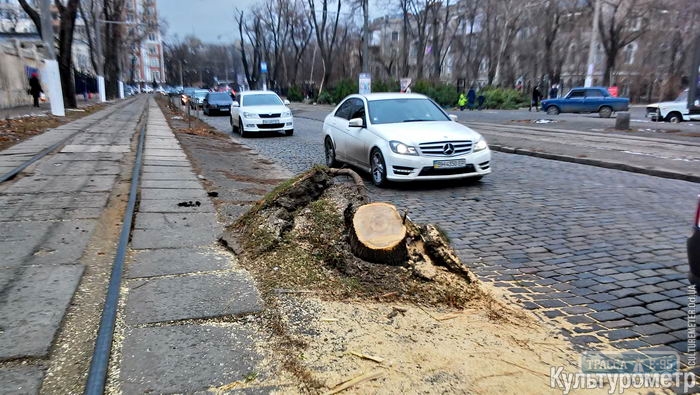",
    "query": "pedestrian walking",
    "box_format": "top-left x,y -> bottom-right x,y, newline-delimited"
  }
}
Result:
549,84 -> 558,99
457,93 -> 467,111
28,73 -> 43,108
476,93 -> 486,110
529,86 -> 542,112
467,87 -> 476,110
